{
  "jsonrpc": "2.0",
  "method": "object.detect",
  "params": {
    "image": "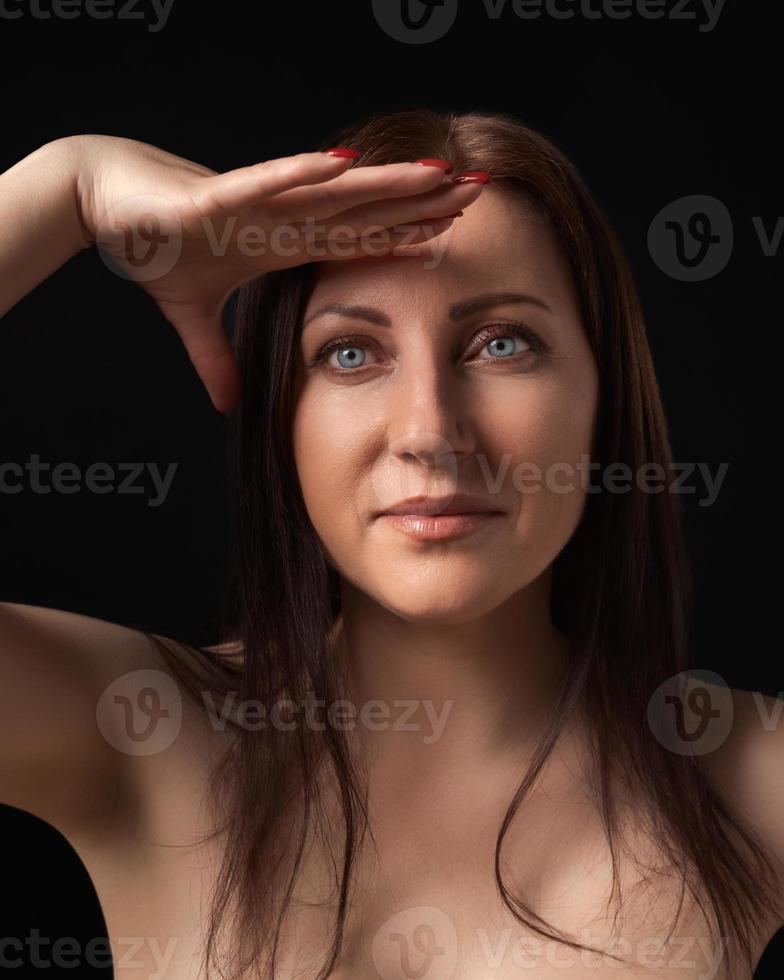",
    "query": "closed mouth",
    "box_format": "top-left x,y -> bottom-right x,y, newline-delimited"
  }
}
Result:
374,494 -> 505,518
